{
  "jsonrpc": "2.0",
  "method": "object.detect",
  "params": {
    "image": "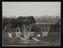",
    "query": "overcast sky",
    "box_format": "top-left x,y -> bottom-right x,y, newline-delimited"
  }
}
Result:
2,2 -> 61,18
